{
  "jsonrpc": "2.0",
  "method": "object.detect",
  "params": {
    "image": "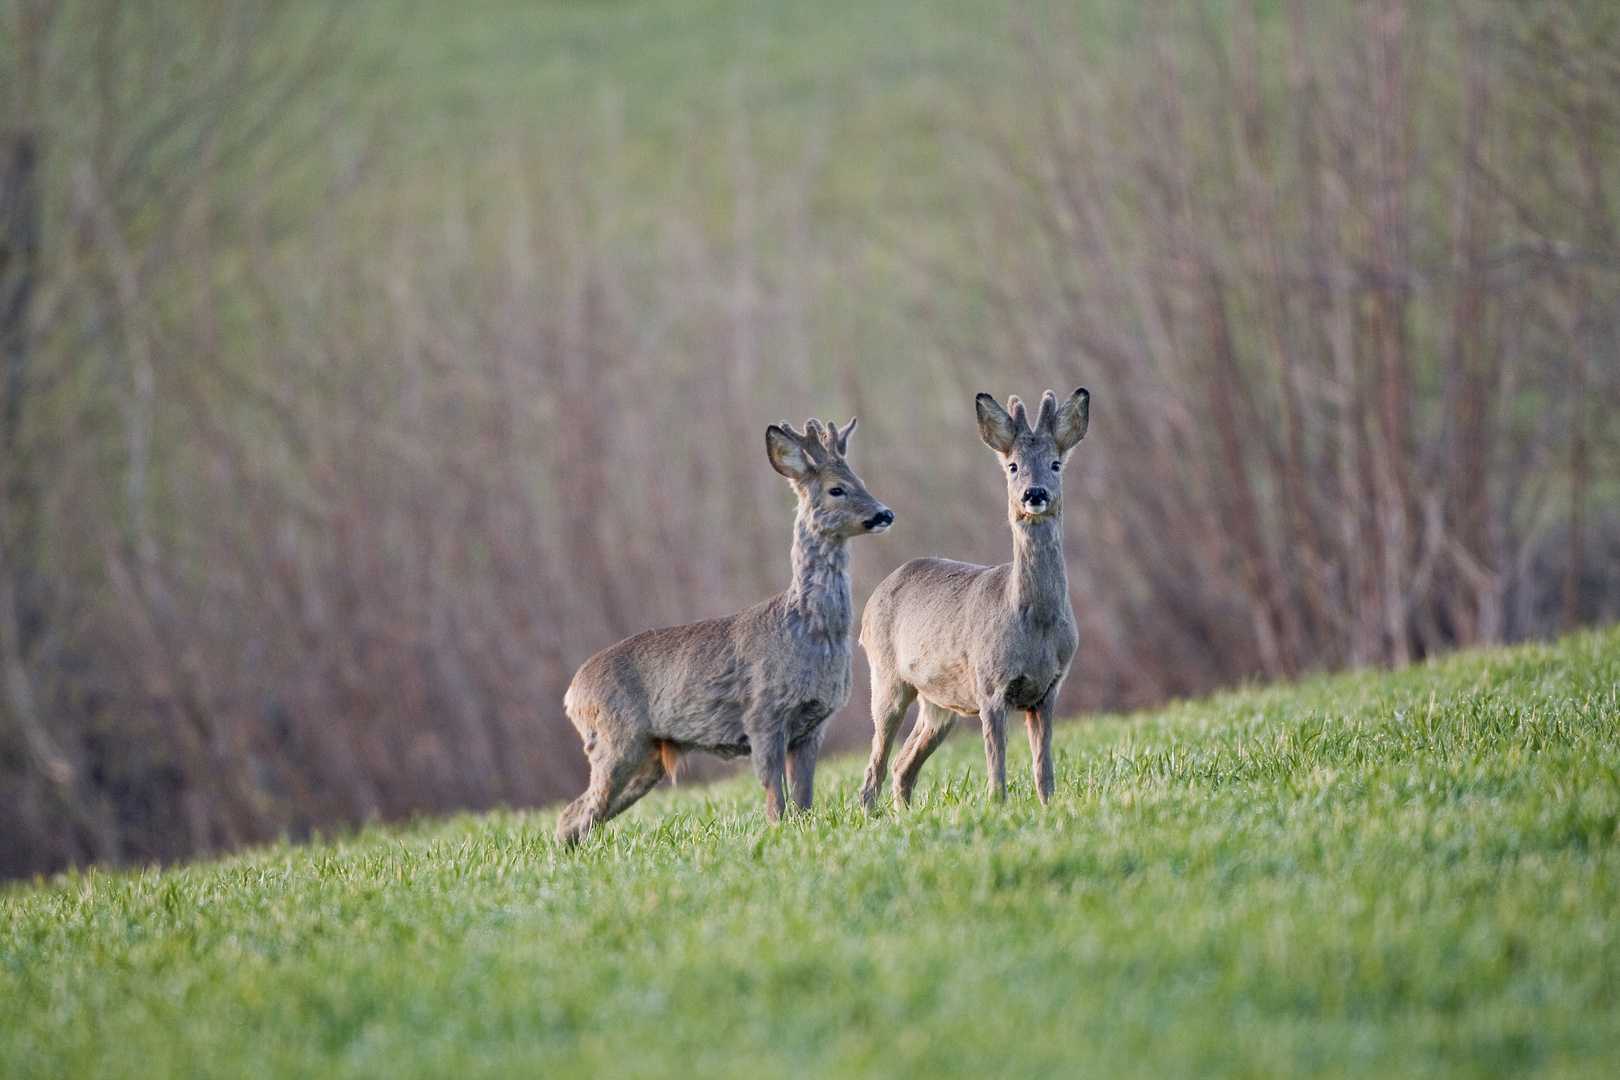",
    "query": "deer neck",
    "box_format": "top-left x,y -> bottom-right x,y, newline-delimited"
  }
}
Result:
787,509 -> 852,647
1008,513 -> 1068,622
